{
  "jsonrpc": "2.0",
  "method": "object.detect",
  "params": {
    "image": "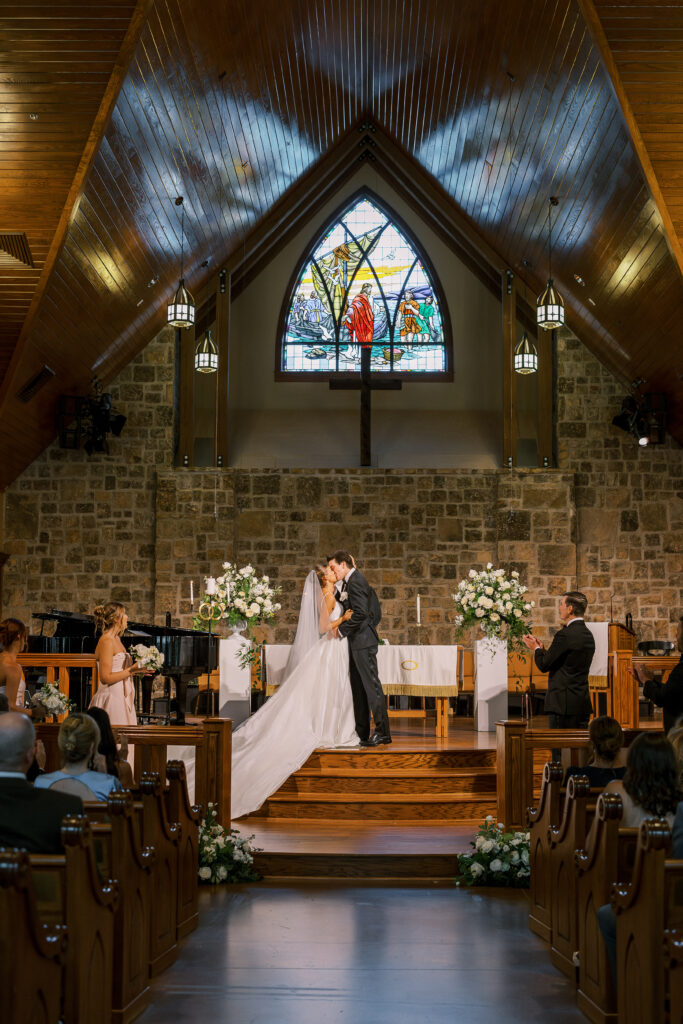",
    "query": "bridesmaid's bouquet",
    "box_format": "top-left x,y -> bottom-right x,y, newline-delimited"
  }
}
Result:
130,644 -> 165,673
